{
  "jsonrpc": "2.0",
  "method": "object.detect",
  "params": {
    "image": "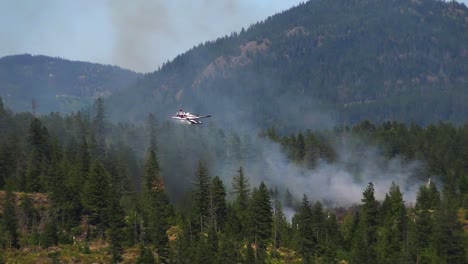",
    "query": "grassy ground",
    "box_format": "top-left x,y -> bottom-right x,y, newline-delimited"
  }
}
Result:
3,241 -> 140,264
